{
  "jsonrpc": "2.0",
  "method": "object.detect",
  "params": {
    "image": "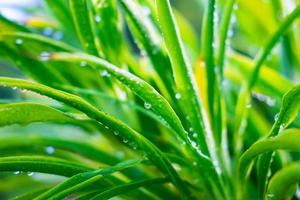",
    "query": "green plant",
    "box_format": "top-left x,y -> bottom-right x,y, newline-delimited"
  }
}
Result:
0,0 -> 300,199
